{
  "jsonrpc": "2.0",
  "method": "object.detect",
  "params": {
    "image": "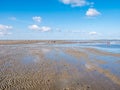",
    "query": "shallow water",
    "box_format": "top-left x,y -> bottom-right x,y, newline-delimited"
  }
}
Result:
37,43 -> 120,53
87,51 -> 120,78
22,56 -> 36,64
45,49 -> 79,64
91,44 -> 120,53
0,42 -> 120,90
